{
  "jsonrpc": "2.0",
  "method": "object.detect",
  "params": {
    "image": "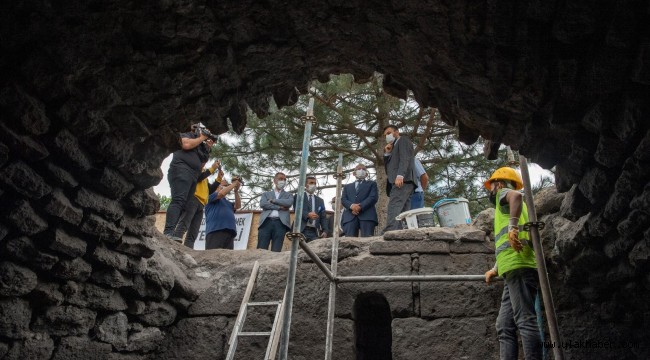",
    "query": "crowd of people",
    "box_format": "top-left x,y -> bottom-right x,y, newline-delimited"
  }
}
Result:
163,122 -> 542,358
